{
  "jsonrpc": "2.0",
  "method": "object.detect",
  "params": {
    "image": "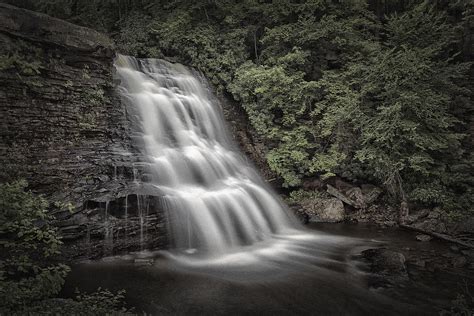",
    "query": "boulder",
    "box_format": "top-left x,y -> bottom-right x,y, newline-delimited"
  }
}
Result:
327,183 -> 381,209
362,248 -> 407,276
317,199 -> 346,222
290,205 -> 309,224
303,198 -> 346,223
